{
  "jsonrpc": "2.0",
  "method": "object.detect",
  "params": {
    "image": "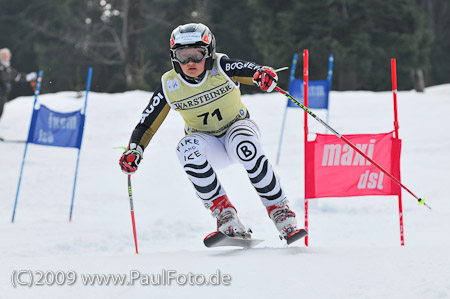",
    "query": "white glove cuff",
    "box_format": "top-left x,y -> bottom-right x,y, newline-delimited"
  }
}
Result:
129,143 -> 144,157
